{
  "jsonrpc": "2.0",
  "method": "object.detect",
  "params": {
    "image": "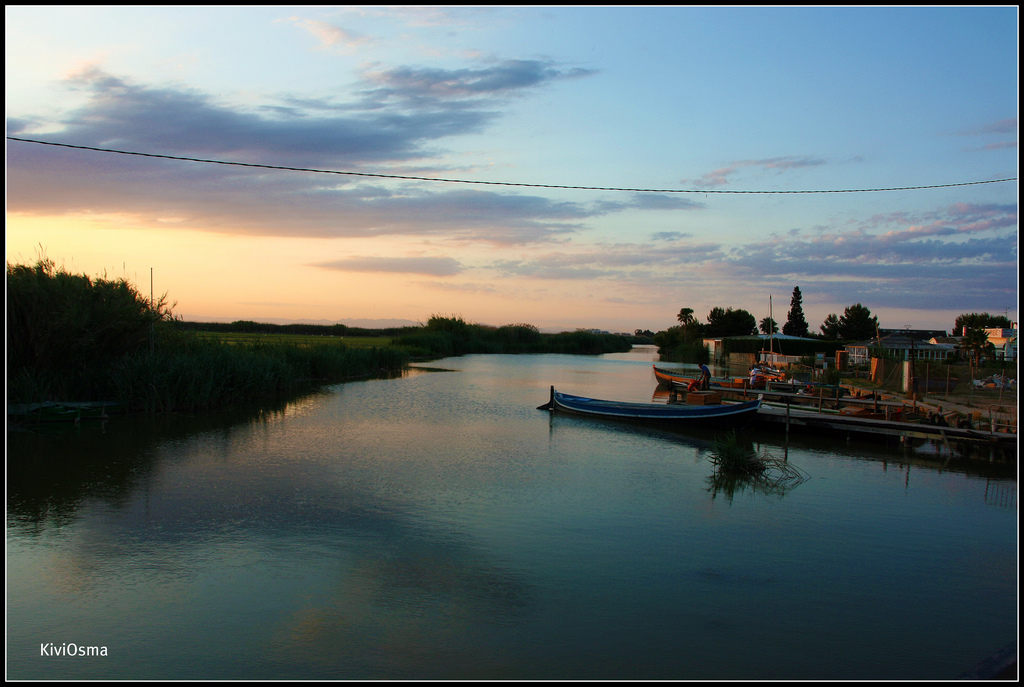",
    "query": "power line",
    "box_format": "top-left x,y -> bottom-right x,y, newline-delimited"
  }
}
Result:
7,135 -> 1018,194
